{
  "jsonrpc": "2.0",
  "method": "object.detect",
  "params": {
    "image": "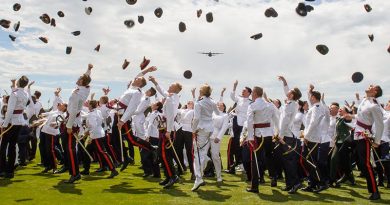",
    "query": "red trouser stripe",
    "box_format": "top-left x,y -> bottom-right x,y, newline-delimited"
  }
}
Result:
365,139 -> 377,193
300,145 -> 309,176
51,136 -> 57,169
227,137 -> 232,167
162,137 -> 172,177
106,133 -> 118,162
96,152 -> 103,168
95,139 -> 114,170
250,144 -> 254,187
68,133 -> 76,176
124,124 -> 149,151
